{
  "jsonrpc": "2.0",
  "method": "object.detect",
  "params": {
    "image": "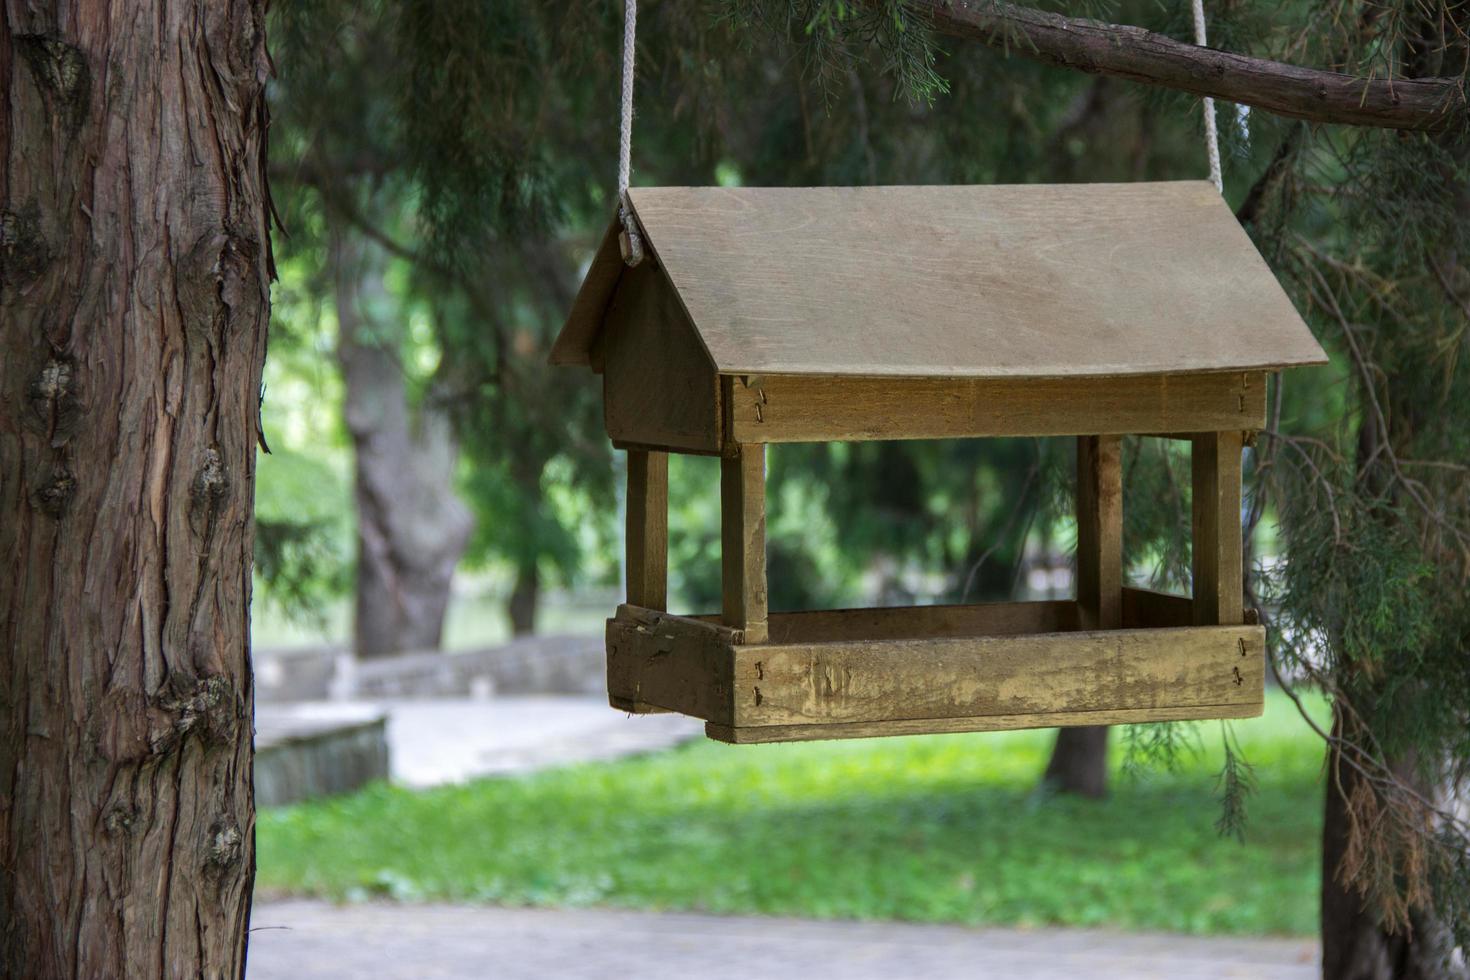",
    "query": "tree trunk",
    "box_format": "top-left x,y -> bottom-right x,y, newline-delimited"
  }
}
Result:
508,563 -> 540,636
0,4 -> 270,977
1040,726 -> 1110,798
1321,711 -> 1462,980
329,220 -> 473,658
1318,16 -> 1468,974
